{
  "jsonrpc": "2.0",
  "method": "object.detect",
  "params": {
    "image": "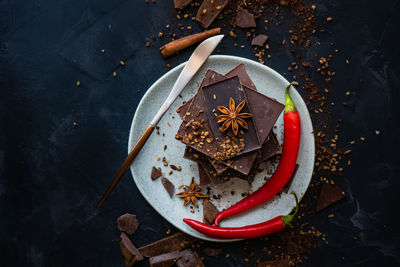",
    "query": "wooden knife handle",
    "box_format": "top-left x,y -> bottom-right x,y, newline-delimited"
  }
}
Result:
97,125 -> 155,206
